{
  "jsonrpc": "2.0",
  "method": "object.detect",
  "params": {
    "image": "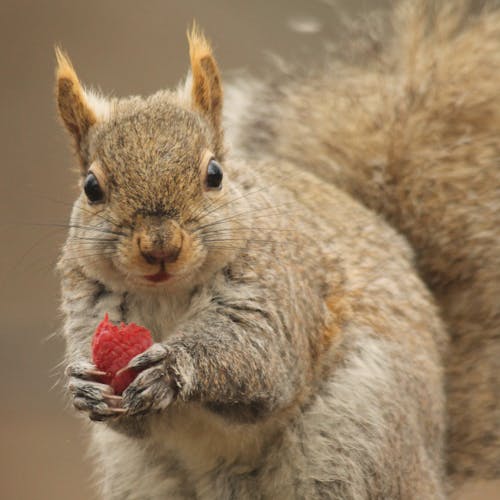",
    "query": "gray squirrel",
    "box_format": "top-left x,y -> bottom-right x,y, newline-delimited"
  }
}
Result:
56,2 -> 498,499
